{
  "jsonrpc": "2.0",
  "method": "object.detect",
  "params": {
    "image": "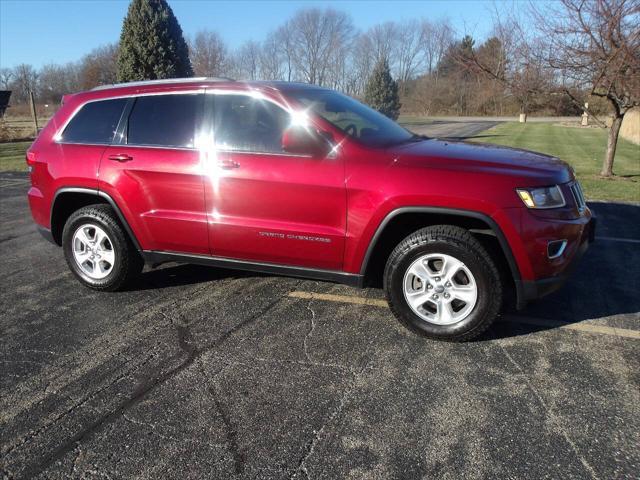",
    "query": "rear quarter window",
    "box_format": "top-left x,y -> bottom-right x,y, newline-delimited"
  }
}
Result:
60,98 -> 127,144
